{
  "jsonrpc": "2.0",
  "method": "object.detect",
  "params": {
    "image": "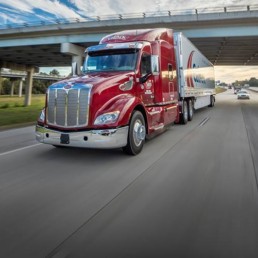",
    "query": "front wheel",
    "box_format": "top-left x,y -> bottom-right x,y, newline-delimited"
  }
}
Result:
123,111 -> 146,155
